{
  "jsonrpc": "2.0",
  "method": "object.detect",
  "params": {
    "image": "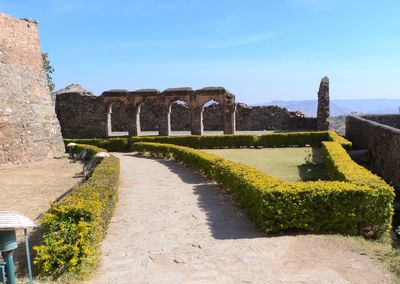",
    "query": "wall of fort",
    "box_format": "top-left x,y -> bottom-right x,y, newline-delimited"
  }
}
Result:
0,13 -> 64,165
